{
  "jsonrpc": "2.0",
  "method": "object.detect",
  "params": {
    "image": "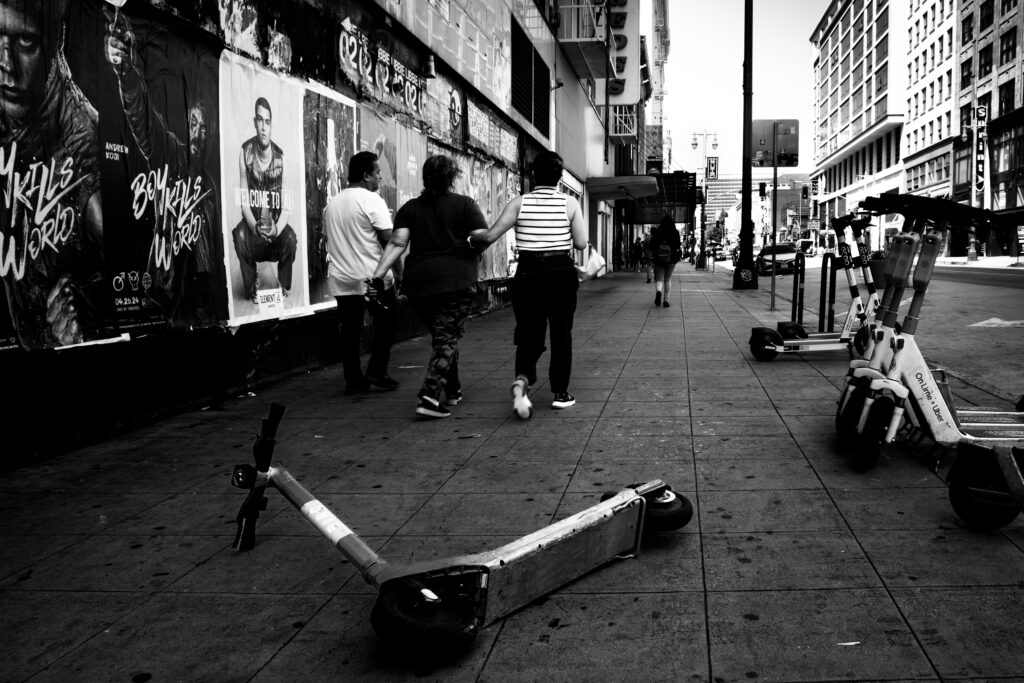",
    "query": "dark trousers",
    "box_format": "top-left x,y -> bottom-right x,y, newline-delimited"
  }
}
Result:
512,253 -> 579,393
335,290 -> 397,388
233,221 -> 298,297
410,289 -> 475,400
